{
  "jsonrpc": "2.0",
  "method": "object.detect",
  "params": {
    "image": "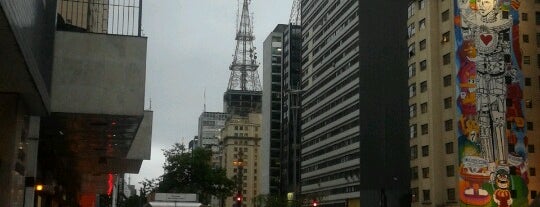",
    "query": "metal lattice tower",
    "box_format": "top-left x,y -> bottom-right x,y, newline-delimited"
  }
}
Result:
227,0 -> 261,91
289,0 -> 301,25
